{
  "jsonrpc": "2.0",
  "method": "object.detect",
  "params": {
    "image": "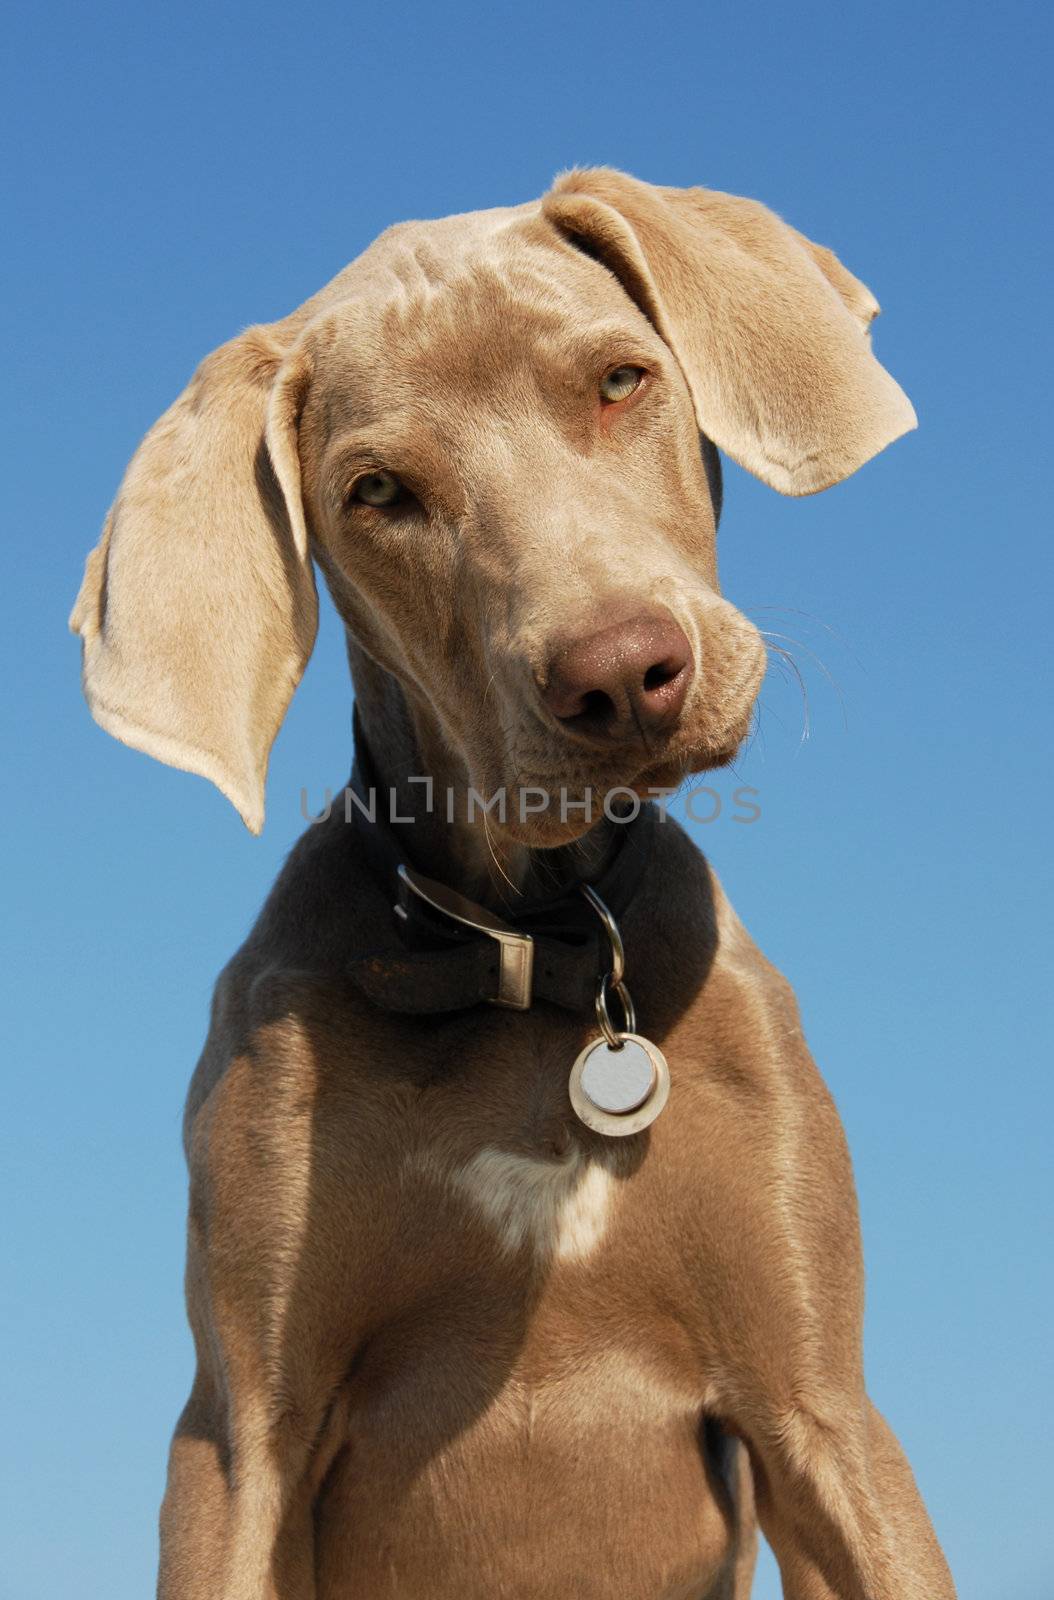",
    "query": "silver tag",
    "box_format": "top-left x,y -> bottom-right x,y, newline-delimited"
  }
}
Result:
568,1033 -> 671,1137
